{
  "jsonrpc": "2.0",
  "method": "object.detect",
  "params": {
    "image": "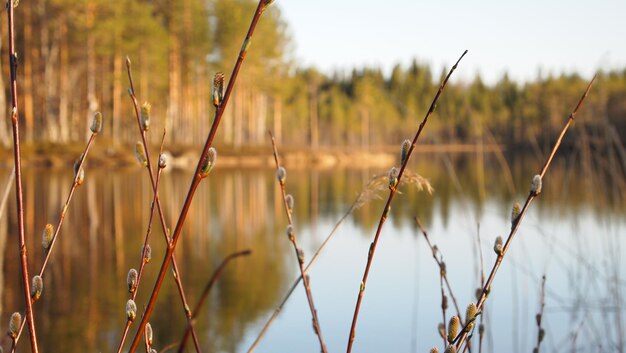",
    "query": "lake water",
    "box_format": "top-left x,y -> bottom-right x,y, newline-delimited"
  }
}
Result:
0,151 -> 624,353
